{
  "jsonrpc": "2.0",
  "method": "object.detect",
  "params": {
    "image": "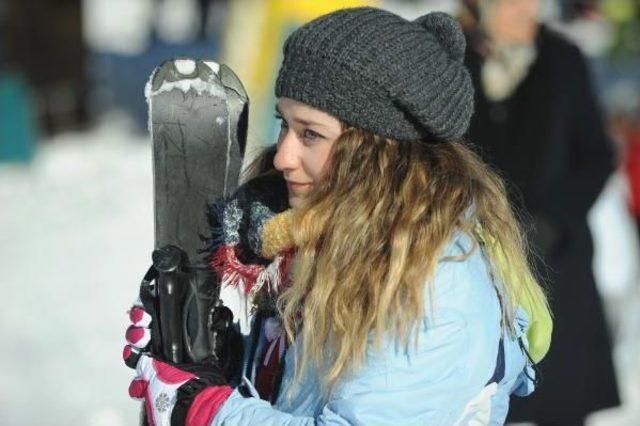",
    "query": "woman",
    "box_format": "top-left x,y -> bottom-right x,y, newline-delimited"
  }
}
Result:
124,7 -> 552,425
460,0 -> 619,423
